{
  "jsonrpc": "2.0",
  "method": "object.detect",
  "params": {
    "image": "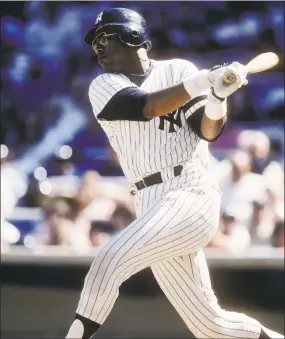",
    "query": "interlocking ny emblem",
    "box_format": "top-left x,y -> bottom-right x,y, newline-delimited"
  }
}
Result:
95,11 -> 103,25
159,107 -> 183,133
